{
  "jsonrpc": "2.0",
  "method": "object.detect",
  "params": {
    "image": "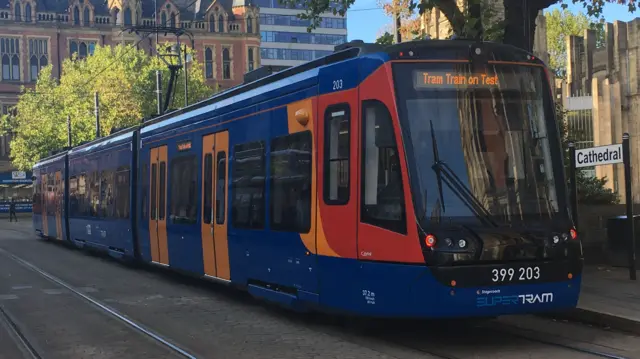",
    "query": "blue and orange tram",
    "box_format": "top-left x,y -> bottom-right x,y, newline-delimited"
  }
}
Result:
32,39 -> 583,319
